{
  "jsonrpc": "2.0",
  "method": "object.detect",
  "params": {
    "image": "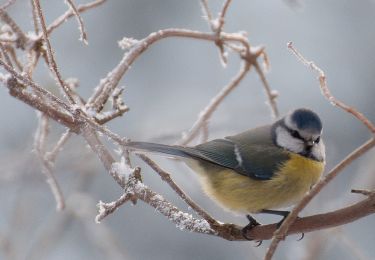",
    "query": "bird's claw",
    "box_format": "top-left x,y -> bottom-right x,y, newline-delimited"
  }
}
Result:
241,215 -> 261,242
297,232 -> 305,241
